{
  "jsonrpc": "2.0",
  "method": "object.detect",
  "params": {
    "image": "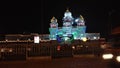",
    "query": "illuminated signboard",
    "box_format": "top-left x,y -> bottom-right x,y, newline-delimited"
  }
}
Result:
34,36 -> 40,43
